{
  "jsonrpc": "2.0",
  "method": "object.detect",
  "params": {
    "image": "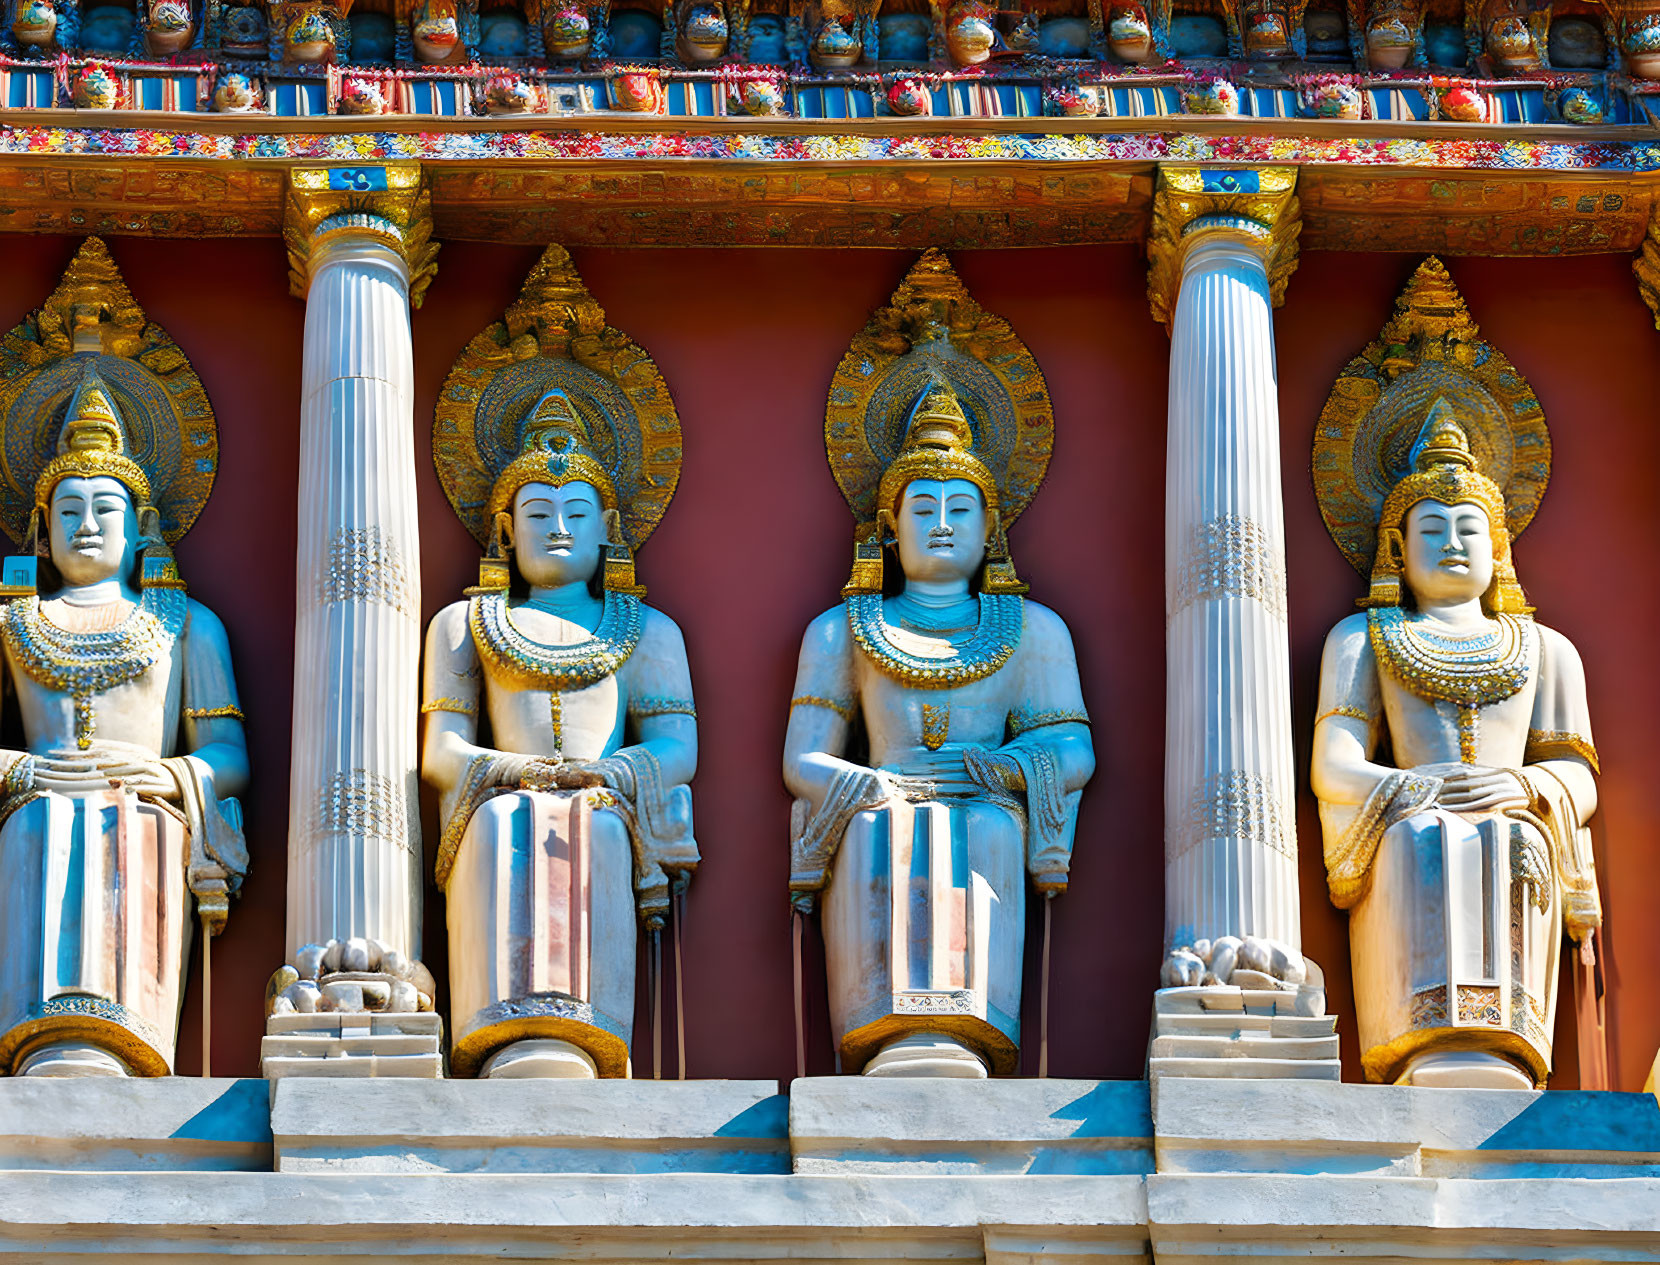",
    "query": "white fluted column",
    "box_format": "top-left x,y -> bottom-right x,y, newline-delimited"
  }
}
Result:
1144,168 -> 1337,1083
286,214 -> 423,961
1163,220 -> 1298,954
